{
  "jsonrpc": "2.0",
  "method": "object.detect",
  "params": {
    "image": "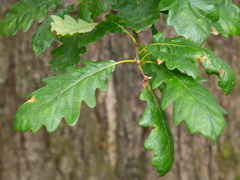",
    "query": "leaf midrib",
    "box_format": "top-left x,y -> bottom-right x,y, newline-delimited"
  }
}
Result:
150,91 -> 174,162
28,62 -> 115,111
160,65 -> 219,138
